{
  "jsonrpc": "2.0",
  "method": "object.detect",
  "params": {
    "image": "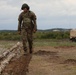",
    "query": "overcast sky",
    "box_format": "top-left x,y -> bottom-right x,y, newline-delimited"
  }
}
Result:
0,0 -> 76,30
